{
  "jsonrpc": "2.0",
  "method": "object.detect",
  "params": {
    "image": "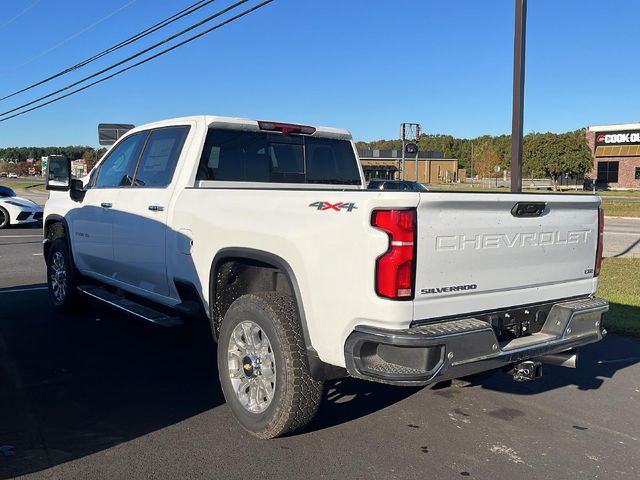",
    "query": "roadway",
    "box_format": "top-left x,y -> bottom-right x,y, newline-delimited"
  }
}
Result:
603,217 -> 640,258
0,225 -> 639,480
